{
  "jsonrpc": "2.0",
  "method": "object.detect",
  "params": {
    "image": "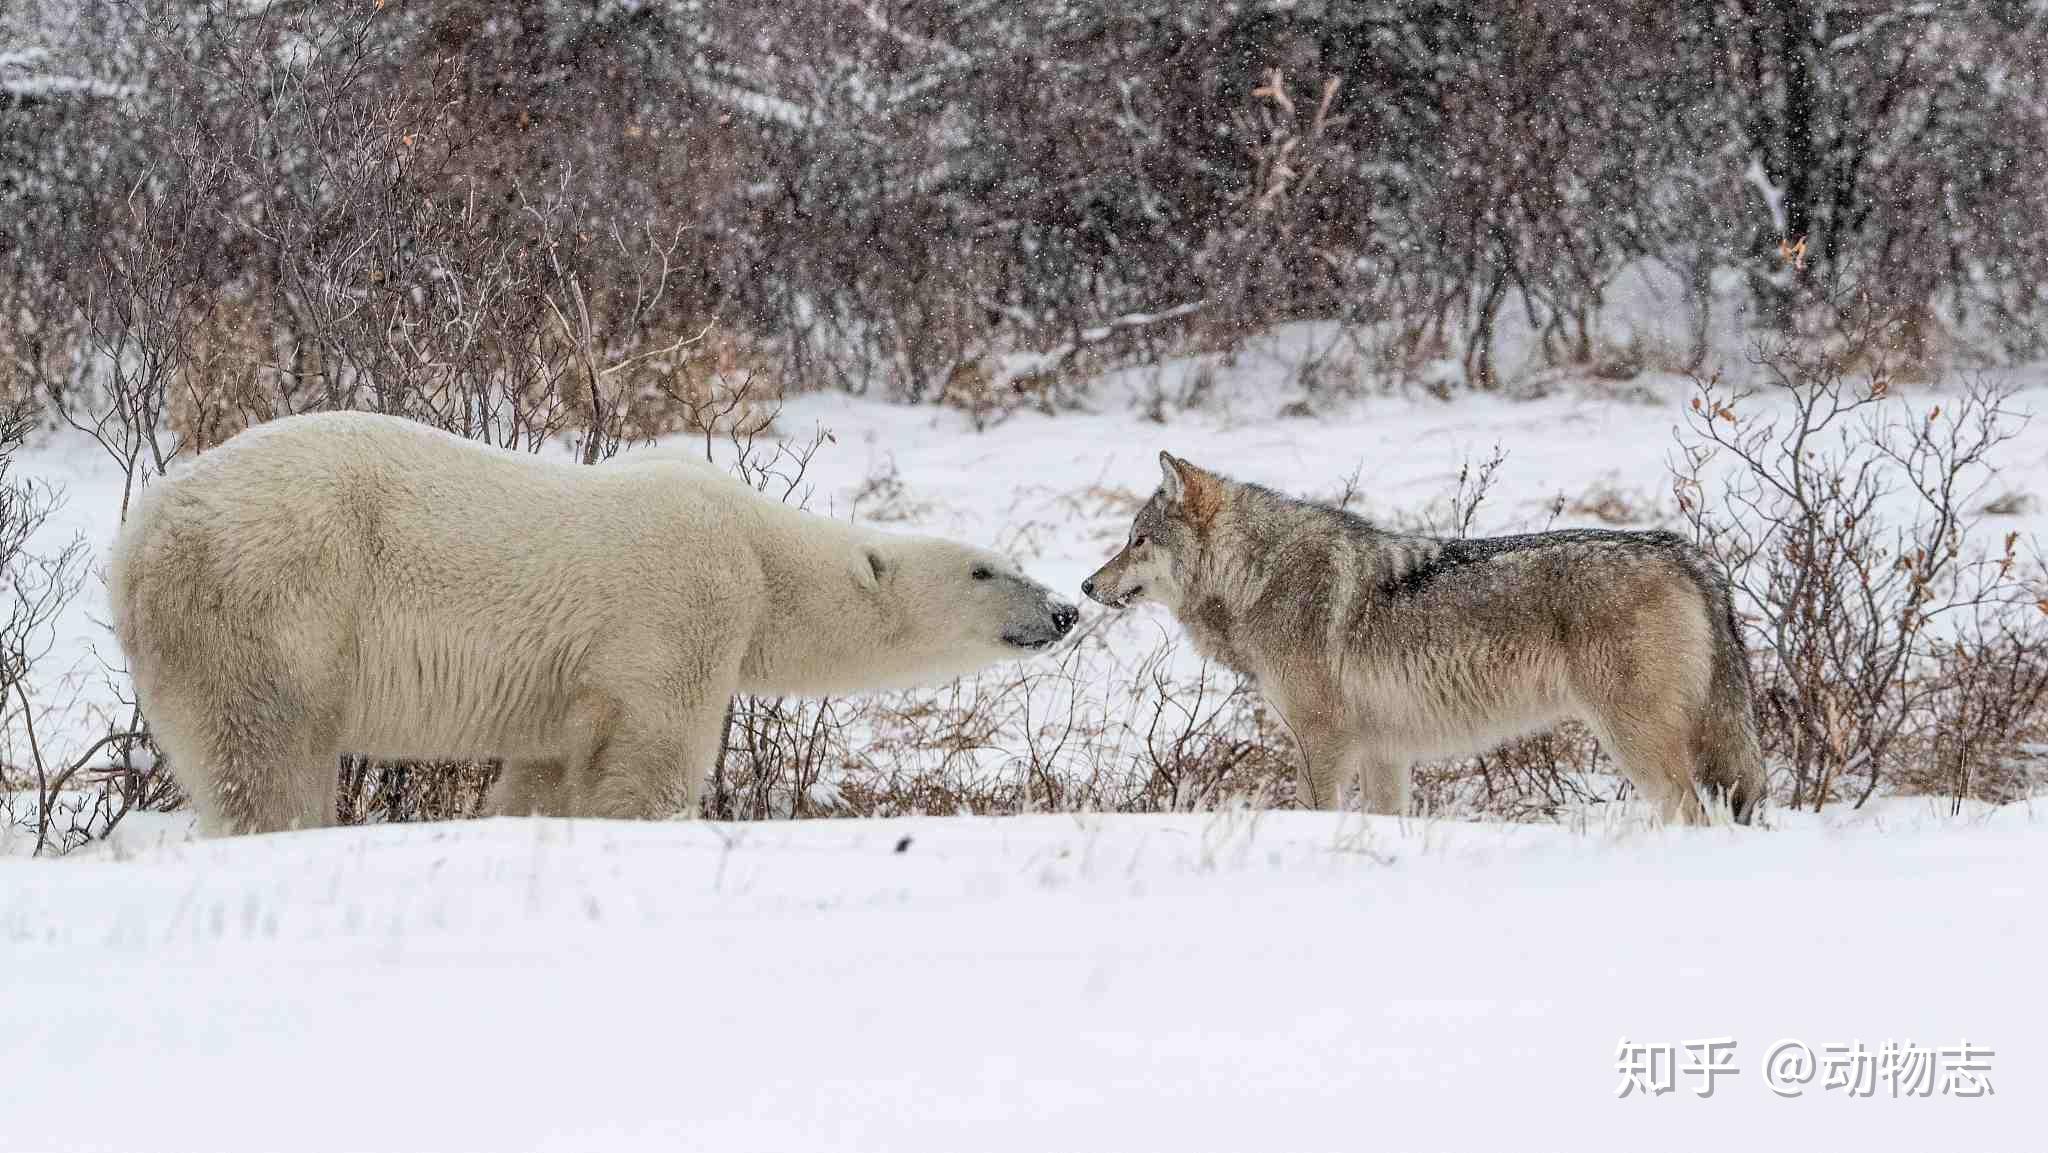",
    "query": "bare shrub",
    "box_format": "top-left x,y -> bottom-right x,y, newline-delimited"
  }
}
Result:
1674,301 -> 2046,812
1910,624 -> 2048,809
336,758 -> 502,826
1,396 -> 167,854
1406,444 -> 1509,540
1413,722 -> 1611,824
704,627 -> 1297,822
1119,646 -> 1297,812
1201,71 -> 1353,349
1980,490 -> 2037,518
